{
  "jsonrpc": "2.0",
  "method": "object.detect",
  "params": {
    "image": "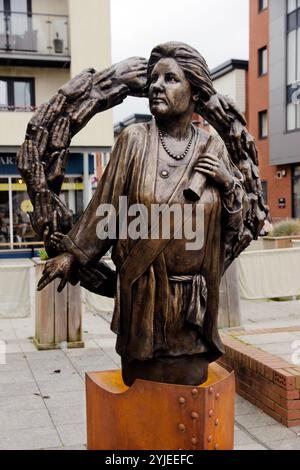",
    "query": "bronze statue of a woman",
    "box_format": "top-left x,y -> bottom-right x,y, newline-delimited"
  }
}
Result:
18,42 -> 267,386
